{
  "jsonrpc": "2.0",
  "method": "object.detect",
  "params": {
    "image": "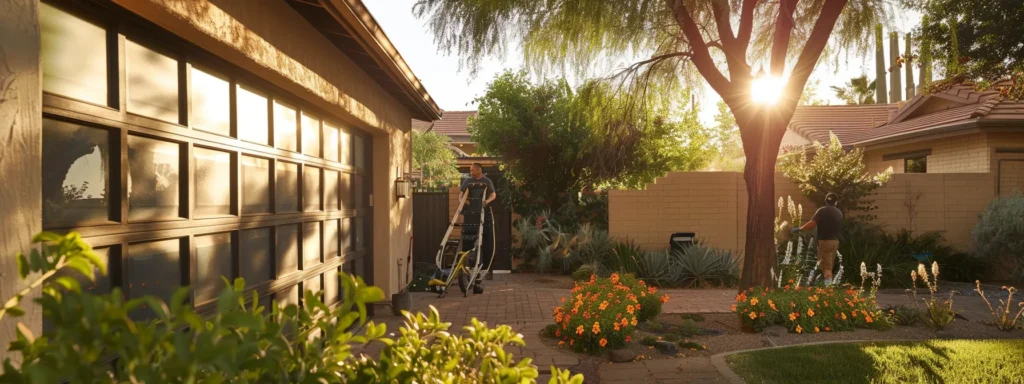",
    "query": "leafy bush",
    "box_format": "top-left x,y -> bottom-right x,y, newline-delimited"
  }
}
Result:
973,195 -> 1024,280
837,222 -> 986,287
778,133 -> 893,221
974,281 -> 1024,331
672,244 -> 740,288
1,232 -> 583,383
572,264 -> 599,282
909,262 -> 959,330
883,305 -> 921,326
618,273 -> 669,322
608,240 -> 644,275
734,278 -> 891,334
552,274 -> 640,354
